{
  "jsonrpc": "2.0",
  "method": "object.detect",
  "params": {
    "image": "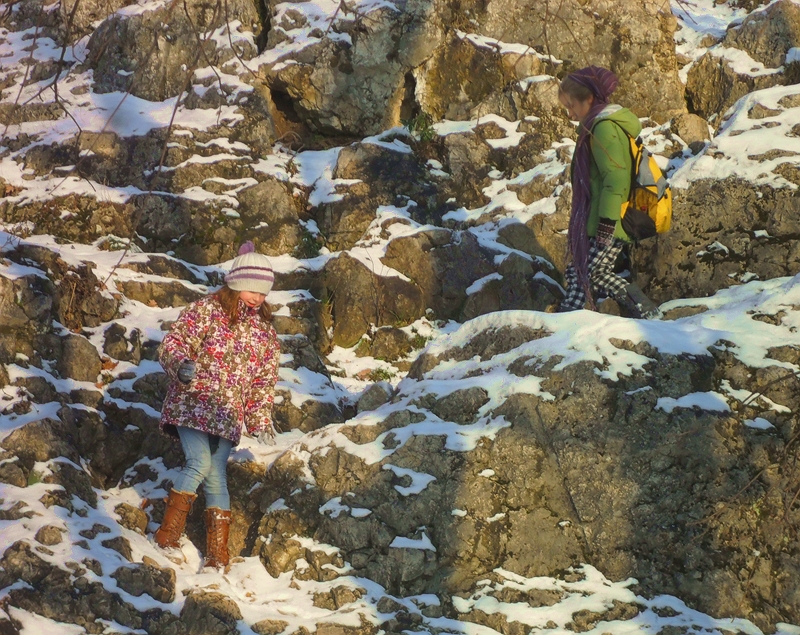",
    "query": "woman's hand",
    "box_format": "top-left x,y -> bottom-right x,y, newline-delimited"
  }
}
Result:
177,360 -> 197,384
596,219 -> 616,248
